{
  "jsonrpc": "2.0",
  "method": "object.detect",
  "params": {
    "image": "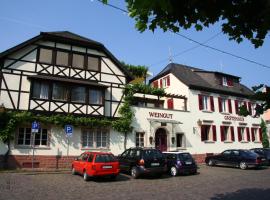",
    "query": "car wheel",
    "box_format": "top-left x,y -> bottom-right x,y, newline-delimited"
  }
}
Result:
239,162 -> 248,170
207,159 -> 215,166
131,167 -> 139,179
71,167 -> 76,175
83,171 -> 89,181
170,166 -> 178,177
